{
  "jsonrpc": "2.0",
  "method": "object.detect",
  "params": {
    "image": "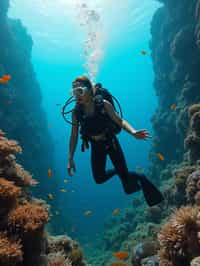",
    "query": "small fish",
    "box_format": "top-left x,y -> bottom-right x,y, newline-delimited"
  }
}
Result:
84,210 -> 92,216
141,50 -> 147,55
64,179 -> 68,183
56,103 -> 61,106
3,75 -> 11,81
157,153 -> 165,161
48,169 -> 52,177
55,211 -> 60,215
170,103 -> 176,111
60,188 -> 67,193
0,74 -> 11,83
113,208 -> 119,215
71,190 -> 75,193
48,193 -> 54,200
113,251 -> 129,260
